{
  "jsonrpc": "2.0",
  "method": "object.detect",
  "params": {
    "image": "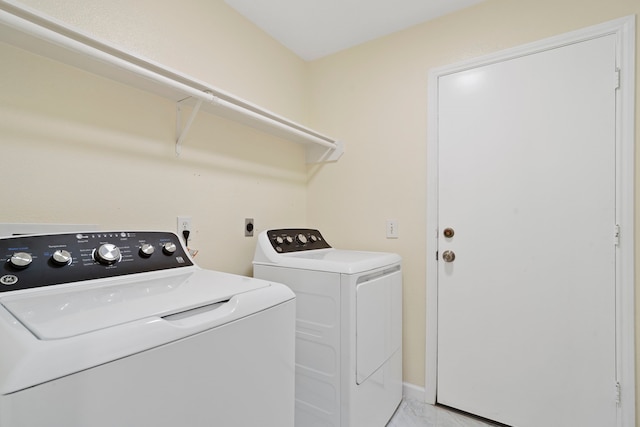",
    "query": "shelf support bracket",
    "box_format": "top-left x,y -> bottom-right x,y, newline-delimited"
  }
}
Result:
176,97 -> 204,156
306,139 -> 345,163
